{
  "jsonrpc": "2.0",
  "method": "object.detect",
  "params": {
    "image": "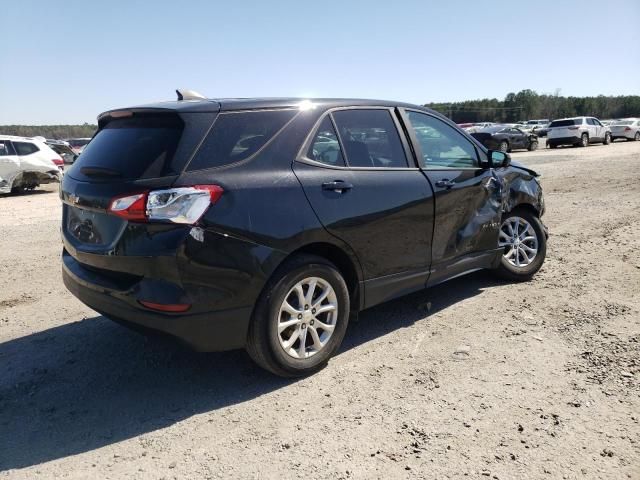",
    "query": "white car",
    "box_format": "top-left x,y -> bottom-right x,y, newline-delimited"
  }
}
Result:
546,116 -> 611,148
0,135 -> 63,194
610,118 -> 640,142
